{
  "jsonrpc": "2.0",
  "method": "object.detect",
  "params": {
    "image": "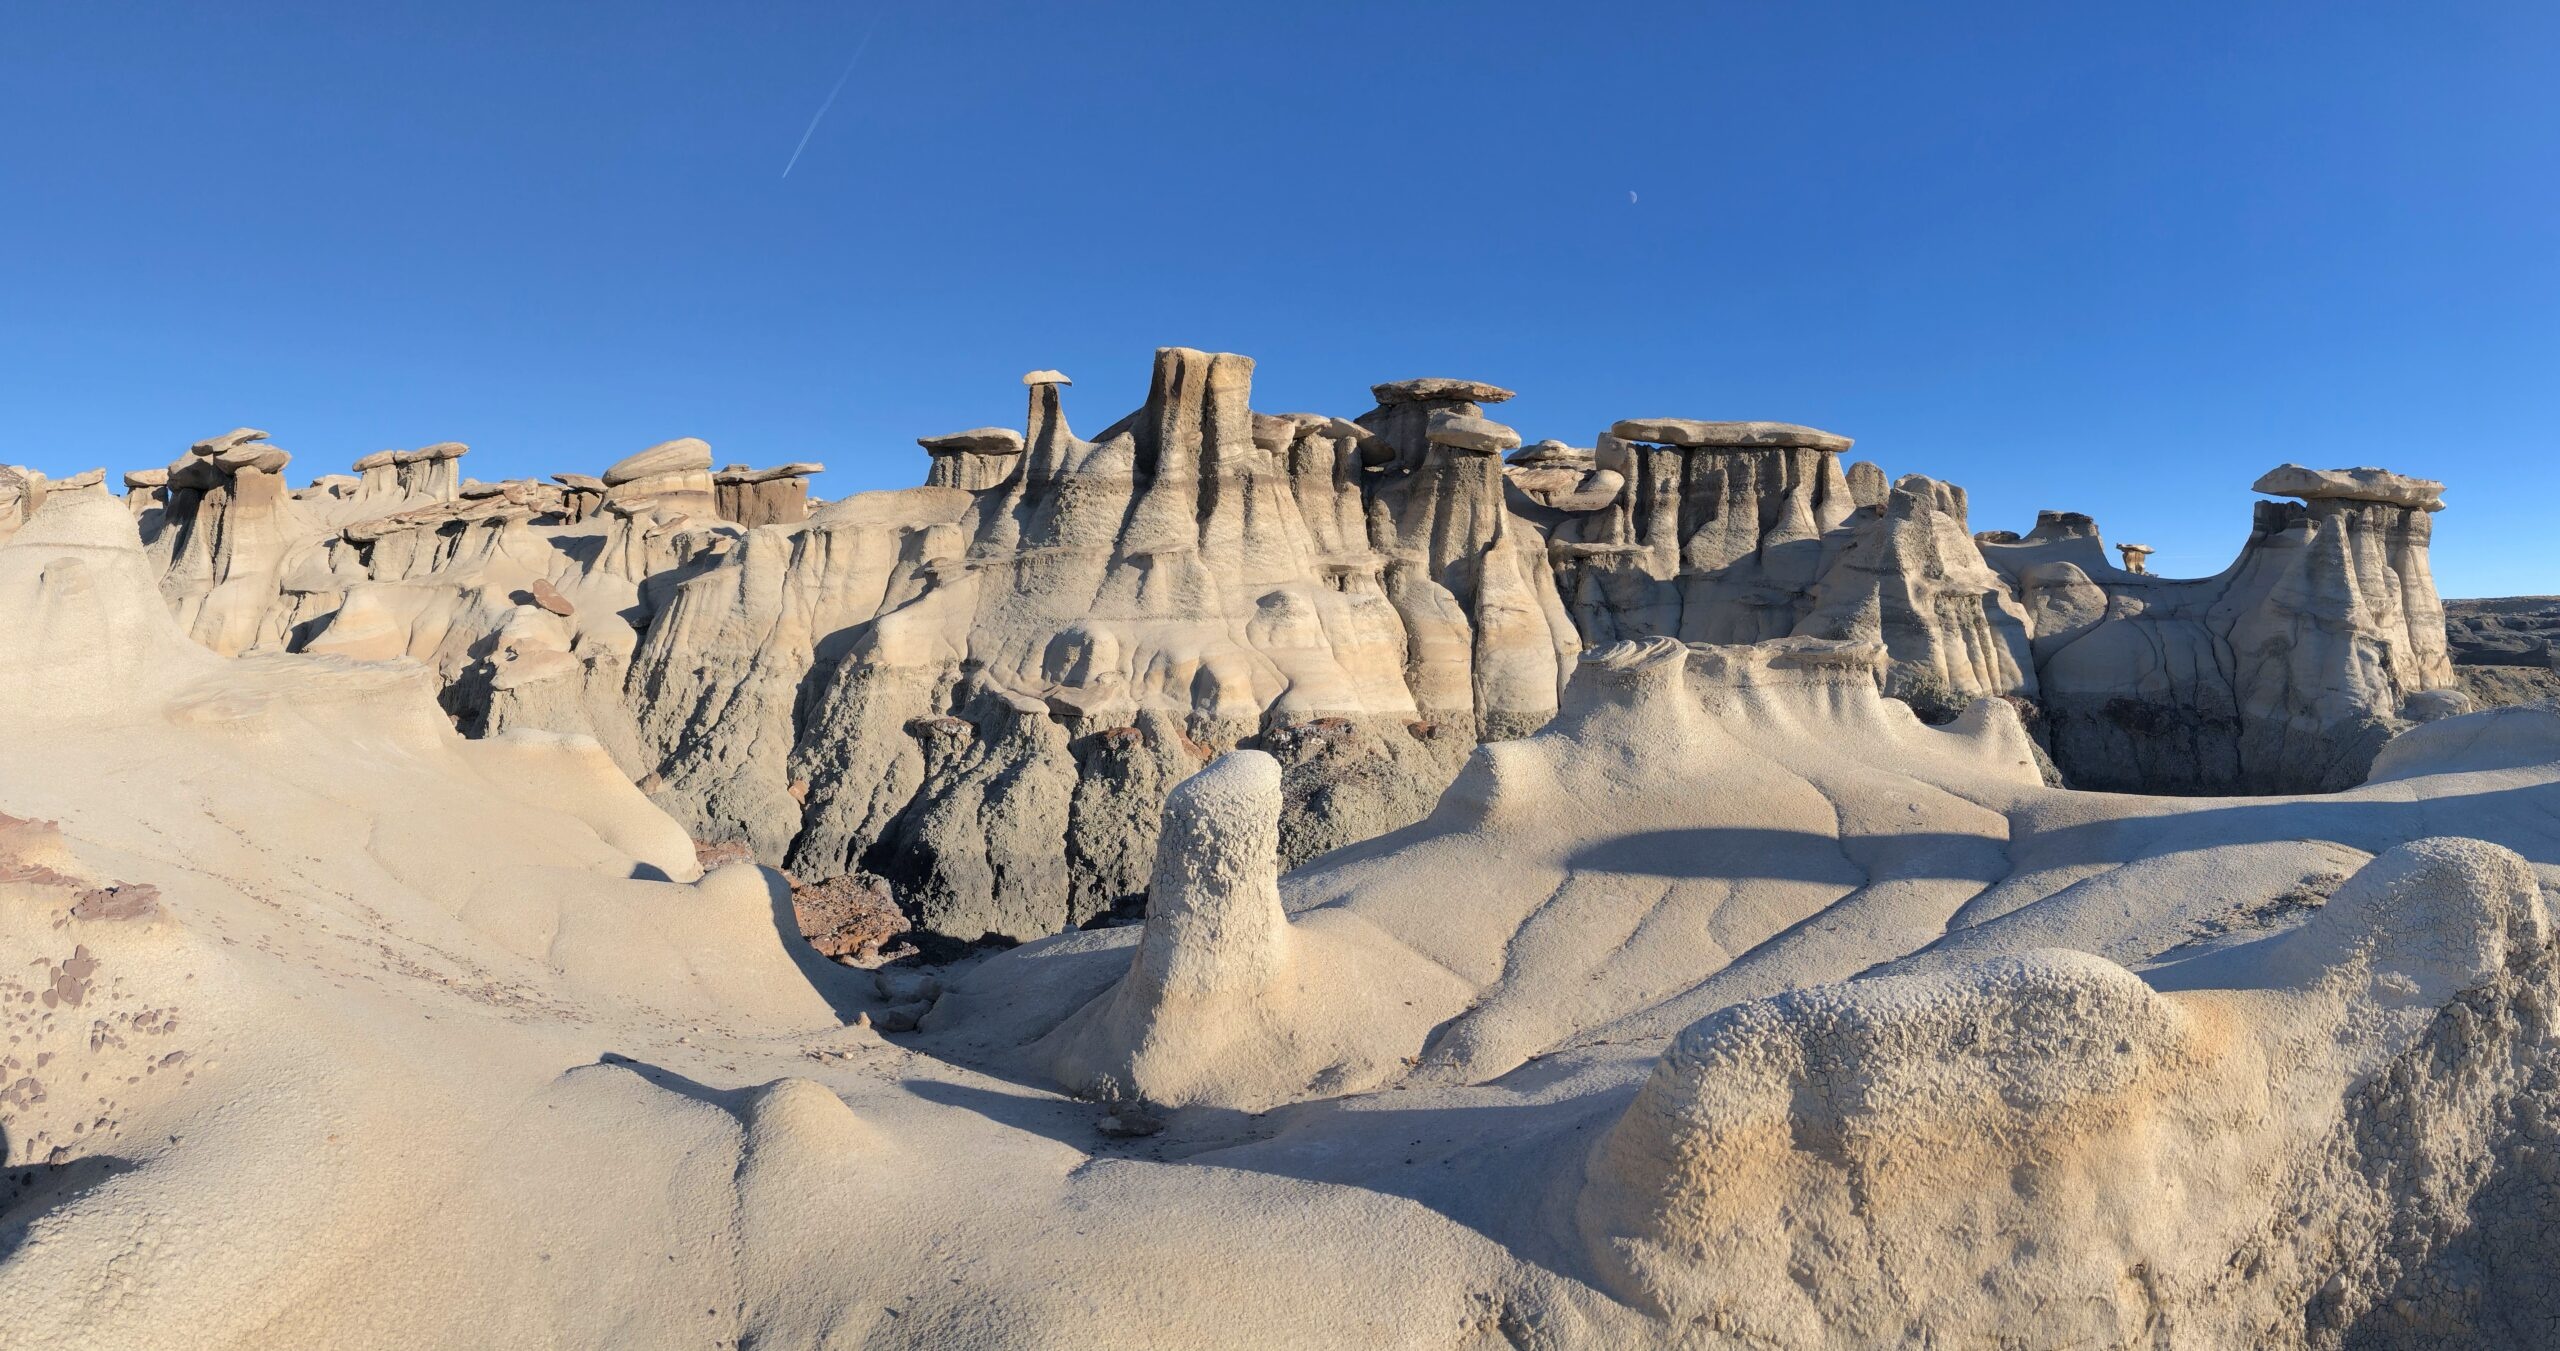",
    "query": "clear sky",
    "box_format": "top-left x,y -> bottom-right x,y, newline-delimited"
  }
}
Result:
3,2 -> 2553,594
